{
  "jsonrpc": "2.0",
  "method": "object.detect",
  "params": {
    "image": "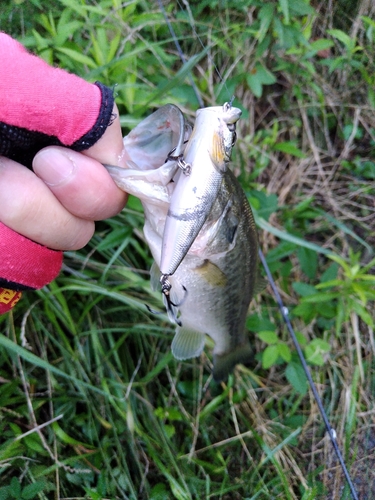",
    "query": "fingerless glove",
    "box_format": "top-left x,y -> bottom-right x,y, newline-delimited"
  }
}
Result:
0,33 -> 115,312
